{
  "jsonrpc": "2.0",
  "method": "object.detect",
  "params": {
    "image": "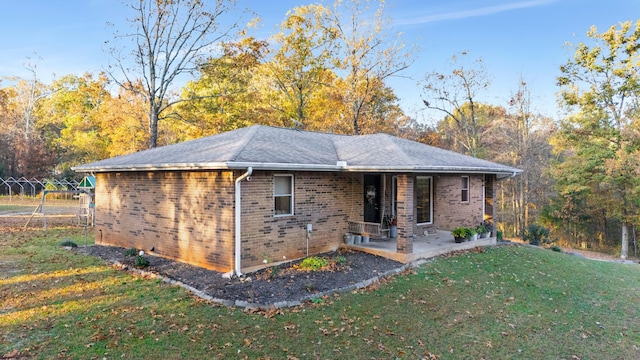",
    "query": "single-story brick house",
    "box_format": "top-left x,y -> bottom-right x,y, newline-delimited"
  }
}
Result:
73,125 -> 521,274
